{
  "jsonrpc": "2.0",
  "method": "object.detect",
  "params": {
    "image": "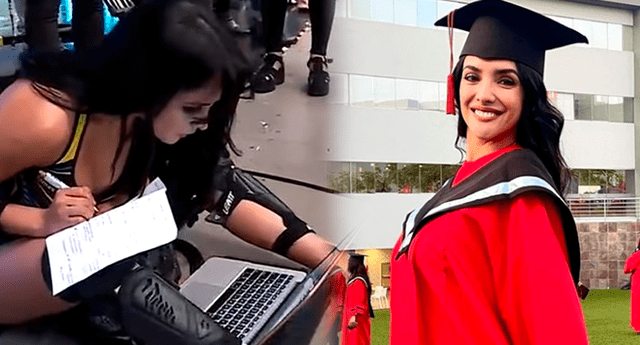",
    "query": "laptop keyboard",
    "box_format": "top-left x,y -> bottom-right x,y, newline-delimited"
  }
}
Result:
206,268 -> 295,340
